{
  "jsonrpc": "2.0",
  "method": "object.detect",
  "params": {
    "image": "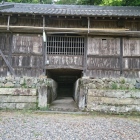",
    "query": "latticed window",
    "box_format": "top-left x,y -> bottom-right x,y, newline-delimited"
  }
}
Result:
47,35 -> 84,55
